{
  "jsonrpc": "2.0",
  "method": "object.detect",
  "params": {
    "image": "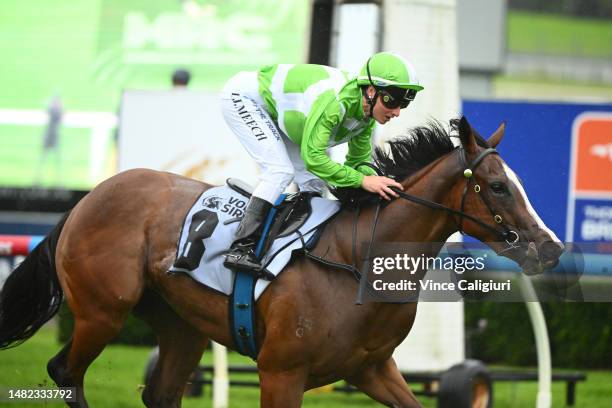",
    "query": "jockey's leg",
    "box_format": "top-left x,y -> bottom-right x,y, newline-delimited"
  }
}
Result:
295,173 -> 327,195
283,138 -> 327,195
224,196 -> 271,271
220,71 -> 294,271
